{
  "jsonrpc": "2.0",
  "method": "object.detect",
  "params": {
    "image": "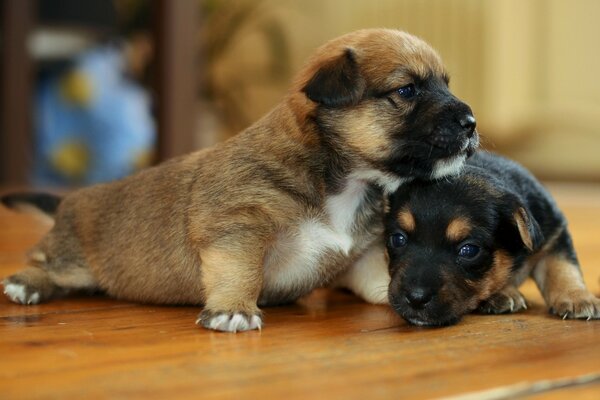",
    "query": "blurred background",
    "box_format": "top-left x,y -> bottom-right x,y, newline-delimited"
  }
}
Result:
1,0 -> 599,187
